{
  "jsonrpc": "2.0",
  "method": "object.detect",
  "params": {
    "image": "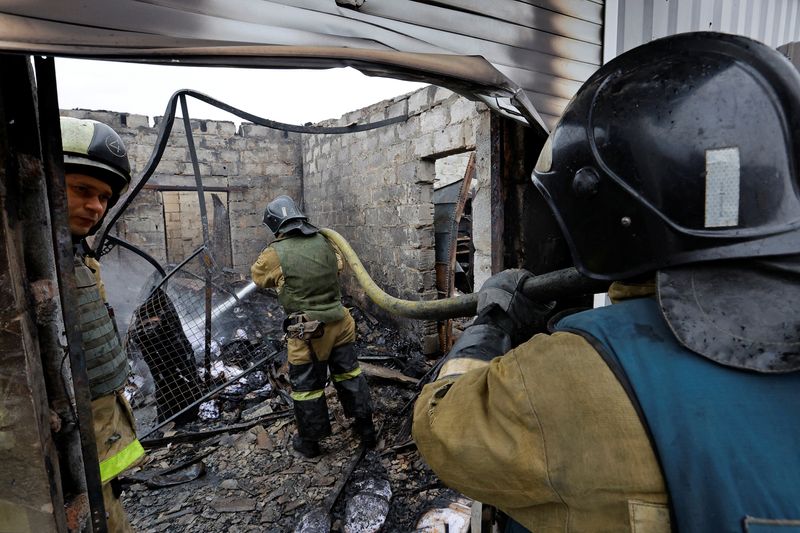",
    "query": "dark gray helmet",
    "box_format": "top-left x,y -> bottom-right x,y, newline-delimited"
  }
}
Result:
263,195 -> 317,236
532,32 -> 800,373
60,117 -> 131,199
532,32 -> 800,281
